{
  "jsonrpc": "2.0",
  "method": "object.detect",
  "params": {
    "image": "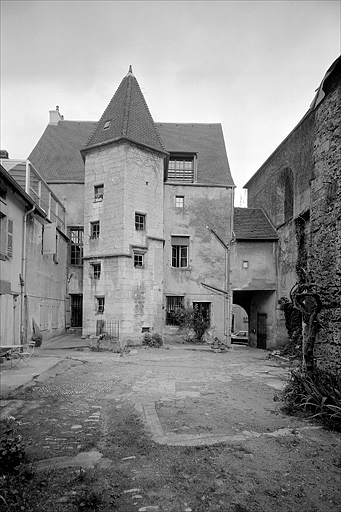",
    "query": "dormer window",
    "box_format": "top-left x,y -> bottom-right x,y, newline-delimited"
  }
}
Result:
103,120 -> 111,130
167,155 -> 195,183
